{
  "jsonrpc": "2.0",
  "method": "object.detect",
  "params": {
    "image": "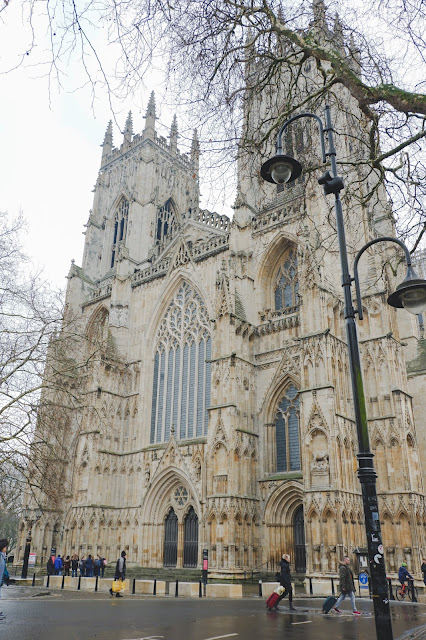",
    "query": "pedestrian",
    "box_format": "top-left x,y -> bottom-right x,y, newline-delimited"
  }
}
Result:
421,559 -> 426,586
54,554 -> 63,576
94,556 -> 100,578
101,556 -> 106,578
71,554 -> 79,578
79,556 -> 86,577
109,550 -> 126,598
64,556 -> 71,576
275,553 -> 297,611
85,554 -> 94,578
0,538 -> 9,620
333,556 -> 361,615
47,556 -> 54,576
